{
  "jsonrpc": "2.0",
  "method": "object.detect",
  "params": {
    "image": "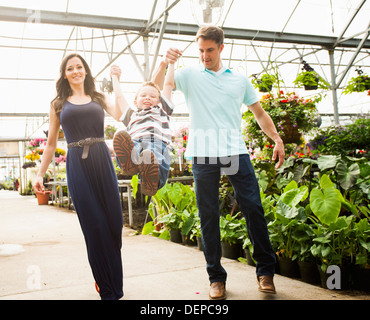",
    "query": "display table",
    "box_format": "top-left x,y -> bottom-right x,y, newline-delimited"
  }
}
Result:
45,180 -> 71,209
117,179 -> 134,227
